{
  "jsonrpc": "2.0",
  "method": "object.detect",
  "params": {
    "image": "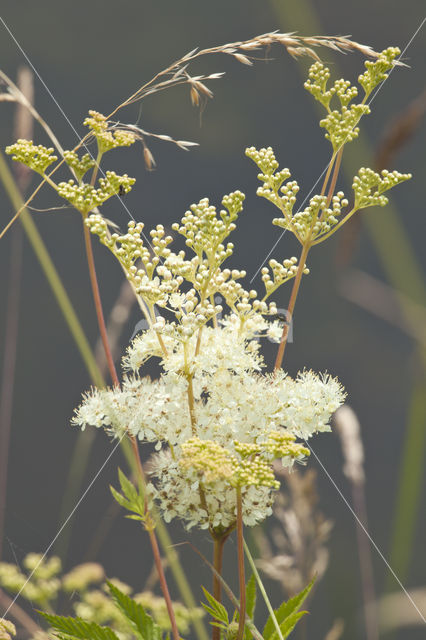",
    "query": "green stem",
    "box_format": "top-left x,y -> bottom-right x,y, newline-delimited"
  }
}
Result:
243,540 -> 284,640
236,487 -> 246,640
